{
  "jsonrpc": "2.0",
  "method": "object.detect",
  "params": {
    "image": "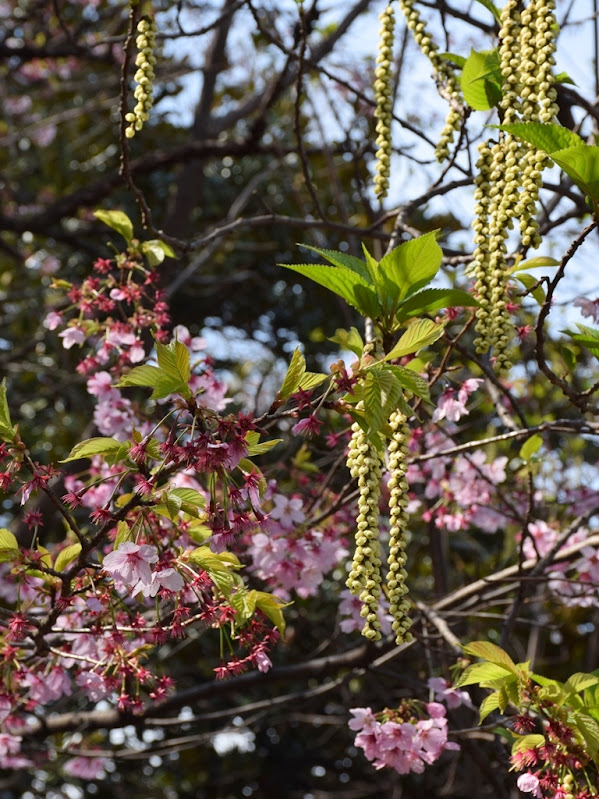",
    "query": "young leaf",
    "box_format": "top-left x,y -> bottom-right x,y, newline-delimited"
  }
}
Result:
385,319 -> 444,360
438,52 -> 467,69
245,432 -> 282,456
461,49 -> 502,110
462,641 -> 519,674
515,272 -> 545,305
573,712 -> 599,762
93,209 -> 134,244
249,589 -> 290,634
0,529 -> 19,550
156,339 -> 191,386
510,256 -> 560,273
328,327 -> 364,358
455,661 -> 515,687
114,521 -> 133,548
378,232 -> 443,304
279,264 -> 380,318
395,287 -> 479,323
519,433 -> 543,462
563,673 -> 599,697
0,379 -> 15,443
497,122 -> 584,155
550,145 -> 599,201
386,364 -> 431,402
299,245 -> 372,283
60,437 -> 124,463
279,348 -> 306,399
479,691 -> 502,722
141,239 -> 175,267
298,372 -> 328,391
511,734 -> 545,755
54,543 -> 82,573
